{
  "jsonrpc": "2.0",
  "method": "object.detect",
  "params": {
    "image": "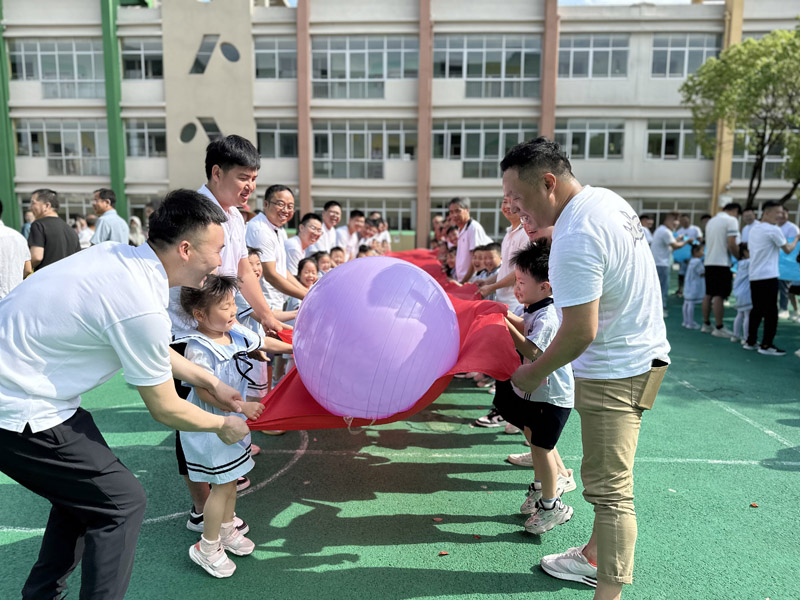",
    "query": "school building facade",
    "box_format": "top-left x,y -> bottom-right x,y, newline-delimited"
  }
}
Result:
0,0 -> 797,247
